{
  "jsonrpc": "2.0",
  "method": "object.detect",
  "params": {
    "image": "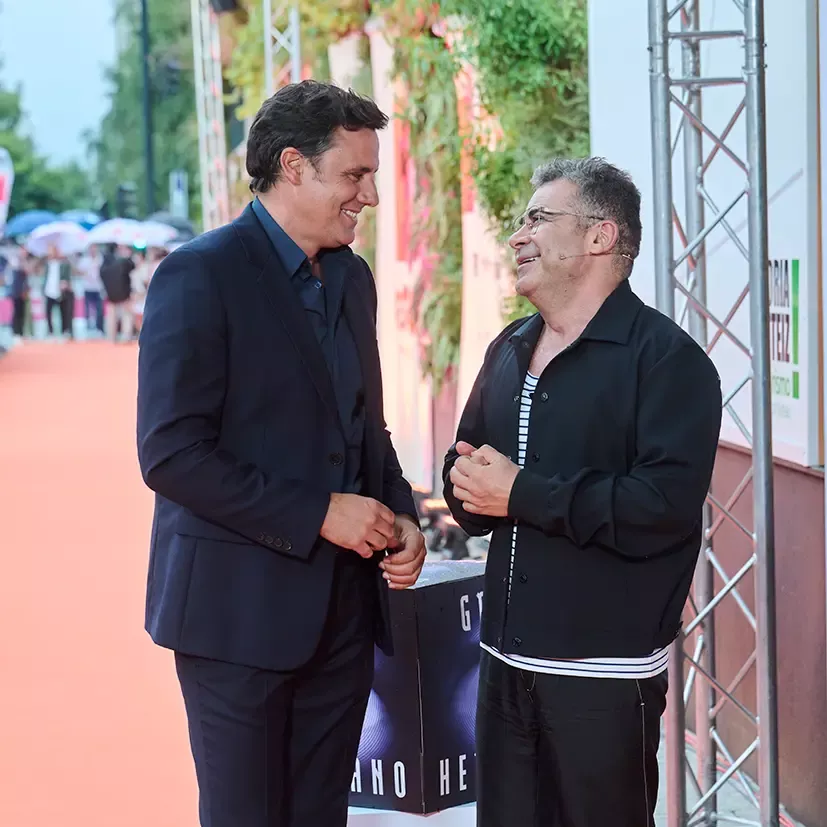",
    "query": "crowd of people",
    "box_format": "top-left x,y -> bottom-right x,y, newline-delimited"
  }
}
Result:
1,243 -> 167,345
